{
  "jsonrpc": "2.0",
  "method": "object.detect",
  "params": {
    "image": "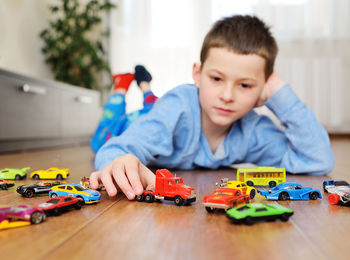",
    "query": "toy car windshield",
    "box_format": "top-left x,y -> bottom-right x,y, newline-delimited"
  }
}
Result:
335,181 -> 350,186
74,185 -> 87,191
47,199 -> 60,204
237,206 -> 250,212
